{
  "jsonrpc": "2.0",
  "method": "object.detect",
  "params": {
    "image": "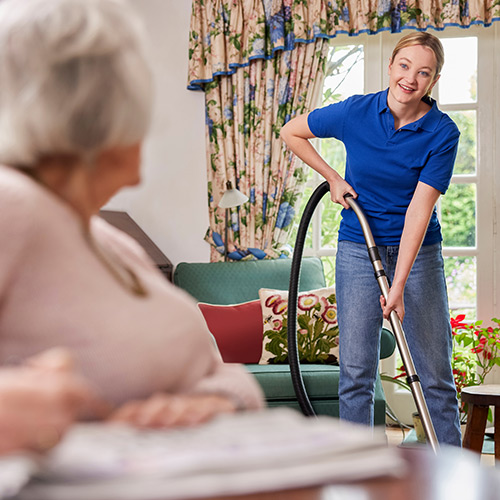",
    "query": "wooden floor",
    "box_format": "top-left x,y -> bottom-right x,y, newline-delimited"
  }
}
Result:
385,425 -> 495,467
